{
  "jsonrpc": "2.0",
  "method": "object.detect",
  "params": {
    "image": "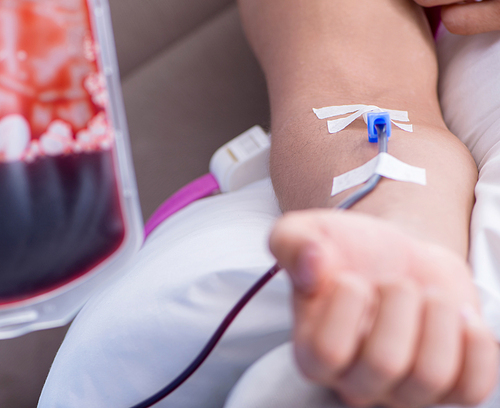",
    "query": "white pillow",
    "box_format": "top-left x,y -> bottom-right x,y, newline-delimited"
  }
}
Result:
38,178 -> 292,408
